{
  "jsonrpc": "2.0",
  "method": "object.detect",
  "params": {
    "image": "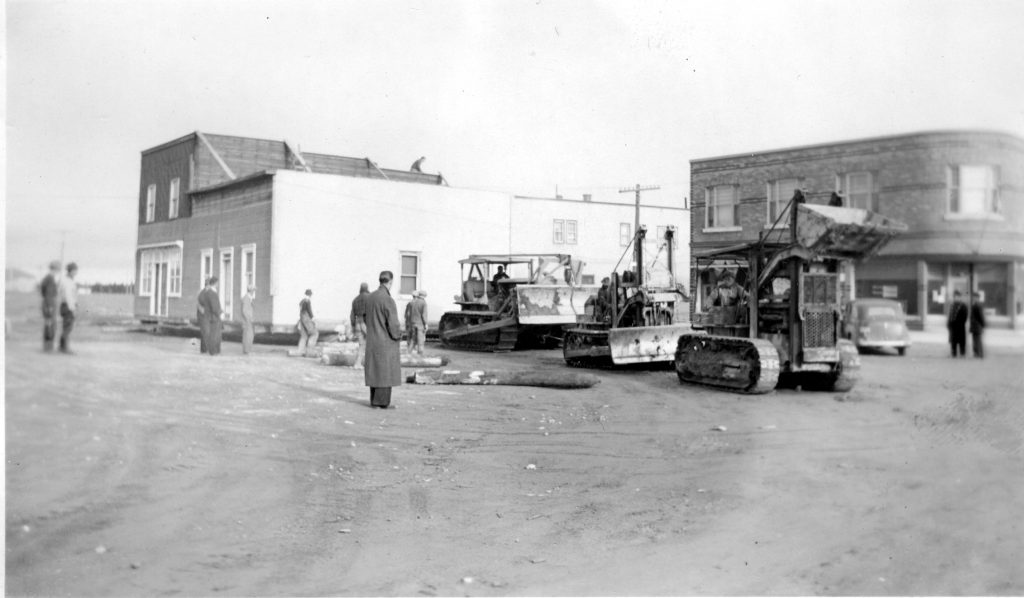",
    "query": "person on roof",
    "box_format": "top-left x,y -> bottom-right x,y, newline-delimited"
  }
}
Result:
410,156 -> 426,173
